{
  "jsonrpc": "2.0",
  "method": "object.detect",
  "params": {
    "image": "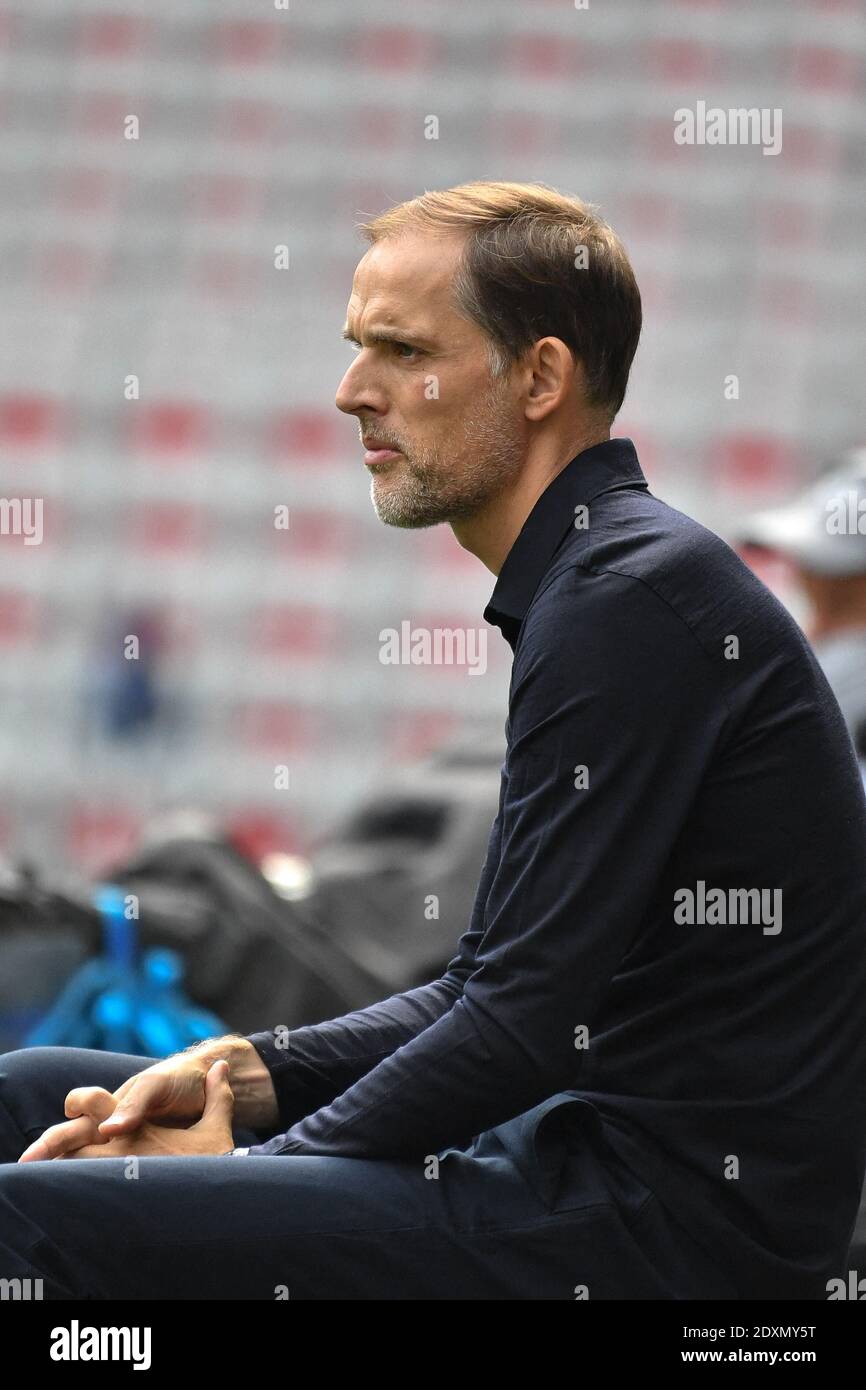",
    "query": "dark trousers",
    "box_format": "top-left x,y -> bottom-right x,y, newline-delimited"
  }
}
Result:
0,1045 -> 737,1299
